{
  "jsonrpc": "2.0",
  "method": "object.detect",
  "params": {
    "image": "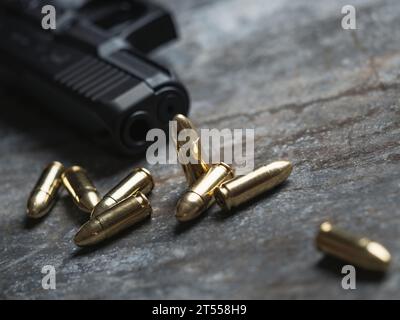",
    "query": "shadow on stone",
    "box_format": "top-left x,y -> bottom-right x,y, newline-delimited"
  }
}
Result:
0,90 -> 142,178
23,215 -> 47,230
316,255 -> 387,282
60,196 -> 90,227
173,212 -> 208,235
